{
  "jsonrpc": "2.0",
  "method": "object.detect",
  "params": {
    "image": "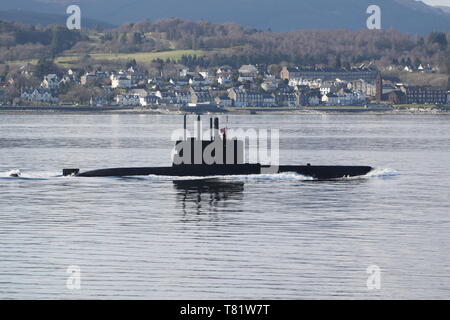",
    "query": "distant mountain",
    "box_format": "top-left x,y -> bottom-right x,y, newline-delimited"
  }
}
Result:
436,6 -> 450,14
0,9 -> 114,28
1,0 -> 449,34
